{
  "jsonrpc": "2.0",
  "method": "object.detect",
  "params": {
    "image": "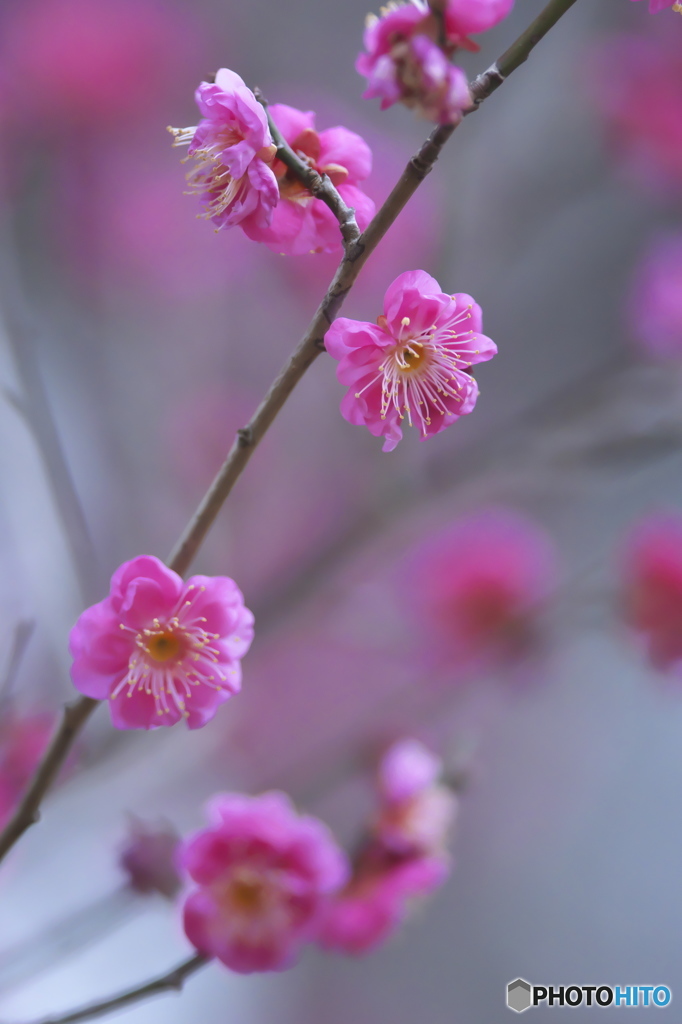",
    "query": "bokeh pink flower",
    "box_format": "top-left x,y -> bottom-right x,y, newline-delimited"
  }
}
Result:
406,508 -> 558,674
243,104 -> 375,255
69,555 -> 253,730
621,513 -> 682,675
180,791 -> 349,972
0,0 -> 199,134
630,0 -> 681,12
169,68 -> 278,232
627,233 -> 682,360
319,738 -> 454,954
444,0 -> 515,41
325,269 -> 496,451
375,738 -> 457,857
592,33 -> 682,195
119,817 -> 181,899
